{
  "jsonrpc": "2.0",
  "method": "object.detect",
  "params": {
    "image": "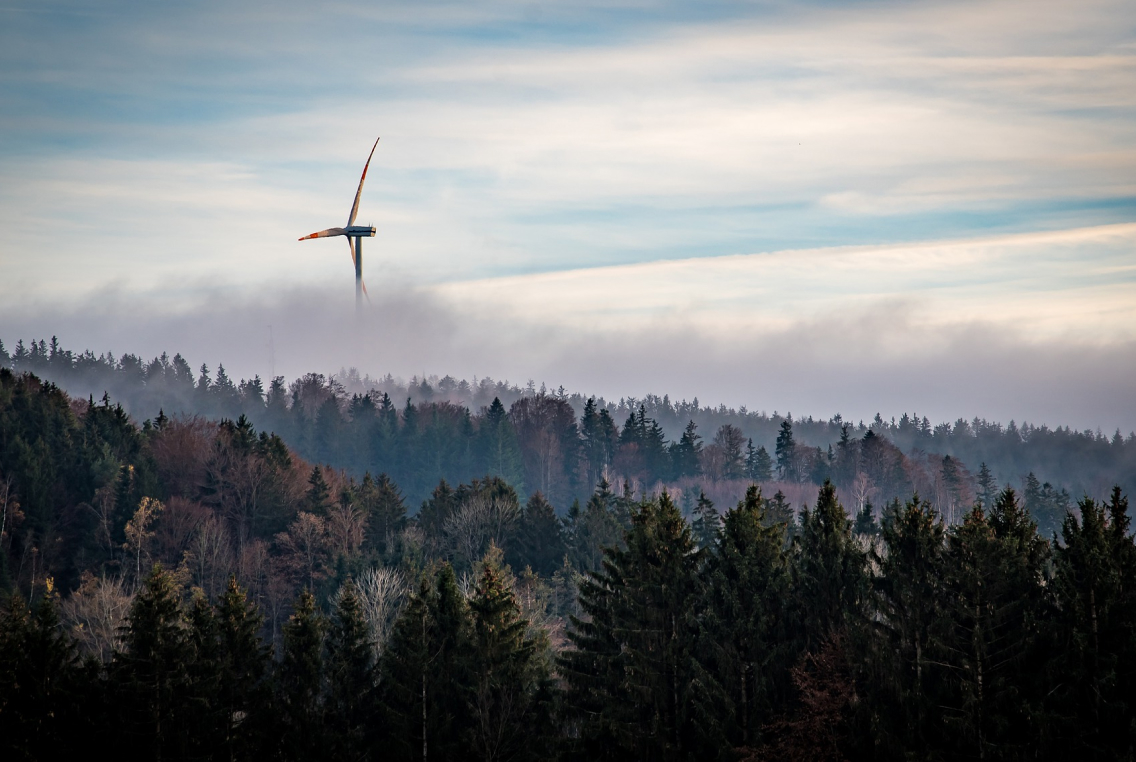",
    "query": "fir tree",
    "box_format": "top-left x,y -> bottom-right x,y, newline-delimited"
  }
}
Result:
0,585 -> 88,760
672,420 -> 703,479
306,466 -> 332,517
976,461 -> 997,509
939,489 -> 1049,759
